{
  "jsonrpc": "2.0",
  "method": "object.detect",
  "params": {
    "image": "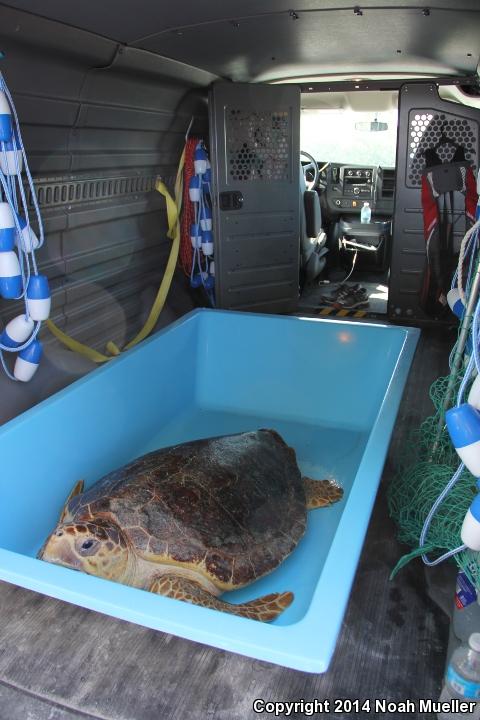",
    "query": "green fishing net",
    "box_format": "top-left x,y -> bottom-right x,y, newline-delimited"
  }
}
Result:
387,349 -> 480,588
